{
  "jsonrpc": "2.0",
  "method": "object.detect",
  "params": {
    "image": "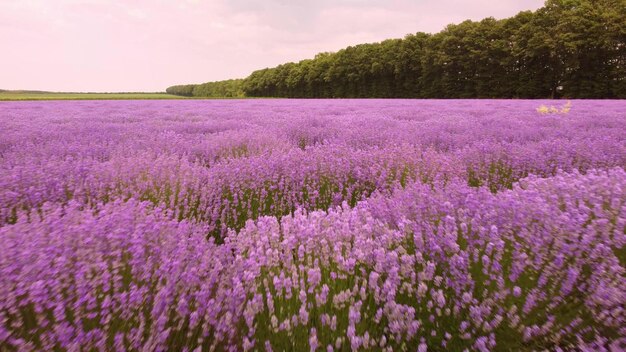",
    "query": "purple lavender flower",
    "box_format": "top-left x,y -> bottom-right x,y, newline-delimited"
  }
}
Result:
1,99 -> 624,351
